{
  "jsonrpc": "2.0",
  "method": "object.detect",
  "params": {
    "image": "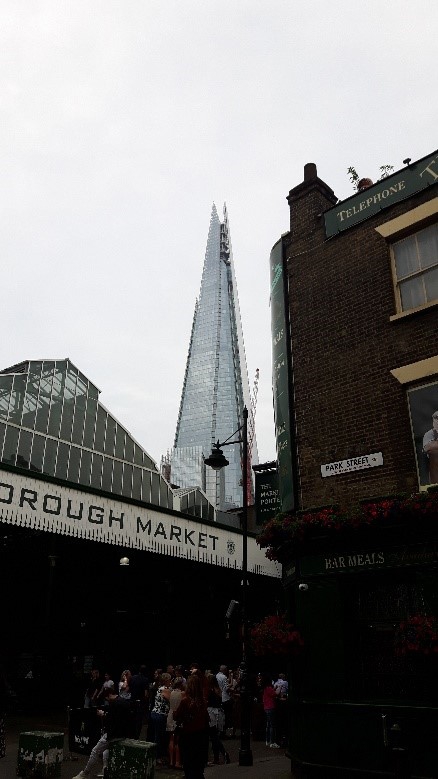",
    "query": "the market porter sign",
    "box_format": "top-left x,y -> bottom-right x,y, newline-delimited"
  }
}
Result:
321,452 -> 383,477
324,150 -> 438,238
0,468 -> 280,578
